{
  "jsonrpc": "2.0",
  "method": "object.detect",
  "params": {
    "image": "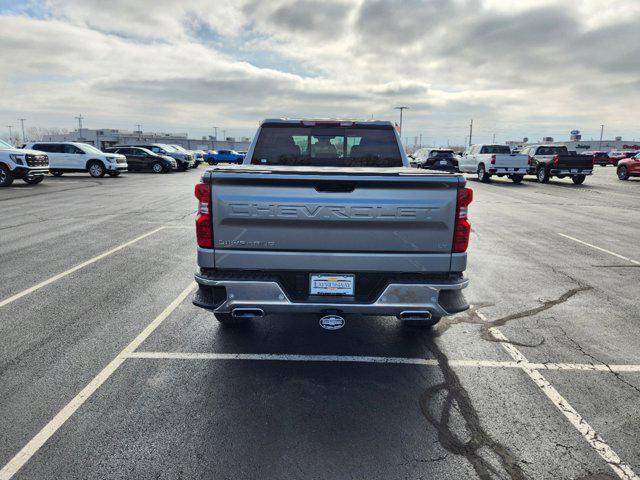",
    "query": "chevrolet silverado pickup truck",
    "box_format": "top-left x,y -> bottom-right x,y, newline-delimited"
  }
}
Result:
460,144 -> 531,183
192,119 -> 472,328
520,145 -> 593,184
